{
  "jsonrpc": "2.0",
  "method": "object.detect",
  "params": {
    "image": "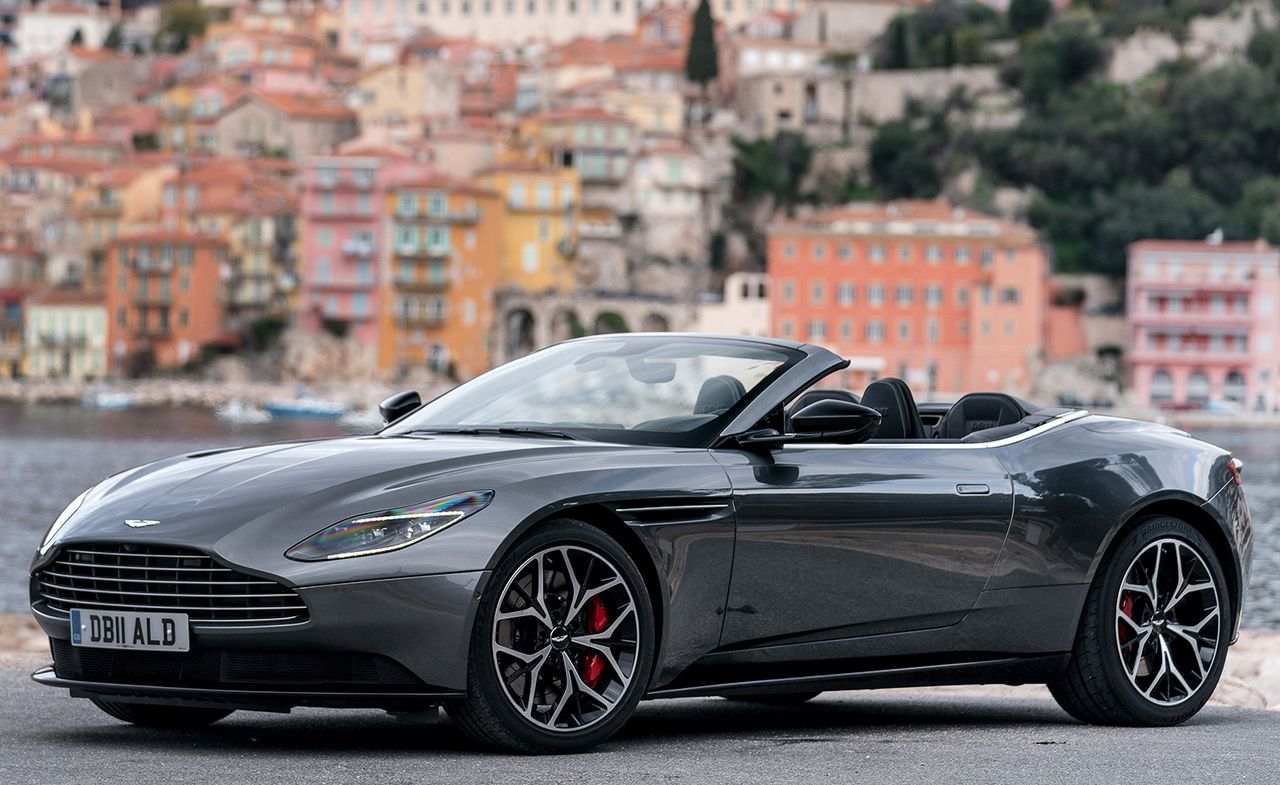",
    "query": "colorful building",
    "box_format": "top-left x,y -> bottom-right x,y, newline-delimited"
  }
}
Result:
1126,239 -> 1280,411
478,163 -> 581,295
380,176 -> 503,380
767,200 -> 1048,397
0,288 -> 22,377
22,288 -> 108,380
105,232 -> 231,374
298,147 -> 432,345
